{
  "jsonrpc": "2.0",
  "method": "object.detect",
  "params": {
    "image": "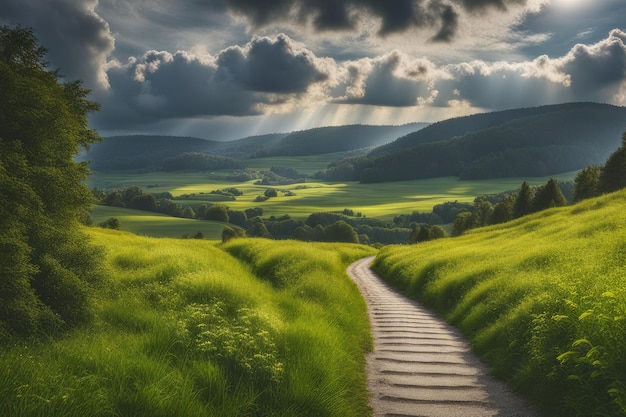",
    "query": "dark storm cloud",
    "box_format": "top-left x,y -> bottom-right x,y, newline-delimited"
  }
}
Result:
561,29 -> 626,100
458,0 -> 526,12
221,0 -> 465,40
91,34 -> 334,129
0,0 -> 115,89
